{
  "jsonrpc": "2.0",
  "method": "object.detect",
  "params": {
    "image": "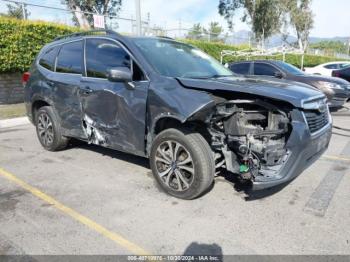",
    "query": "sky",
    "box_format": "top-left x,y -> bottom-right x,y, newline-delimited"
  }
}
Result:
120,0 -> 349,38
0,0 -> 348,38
